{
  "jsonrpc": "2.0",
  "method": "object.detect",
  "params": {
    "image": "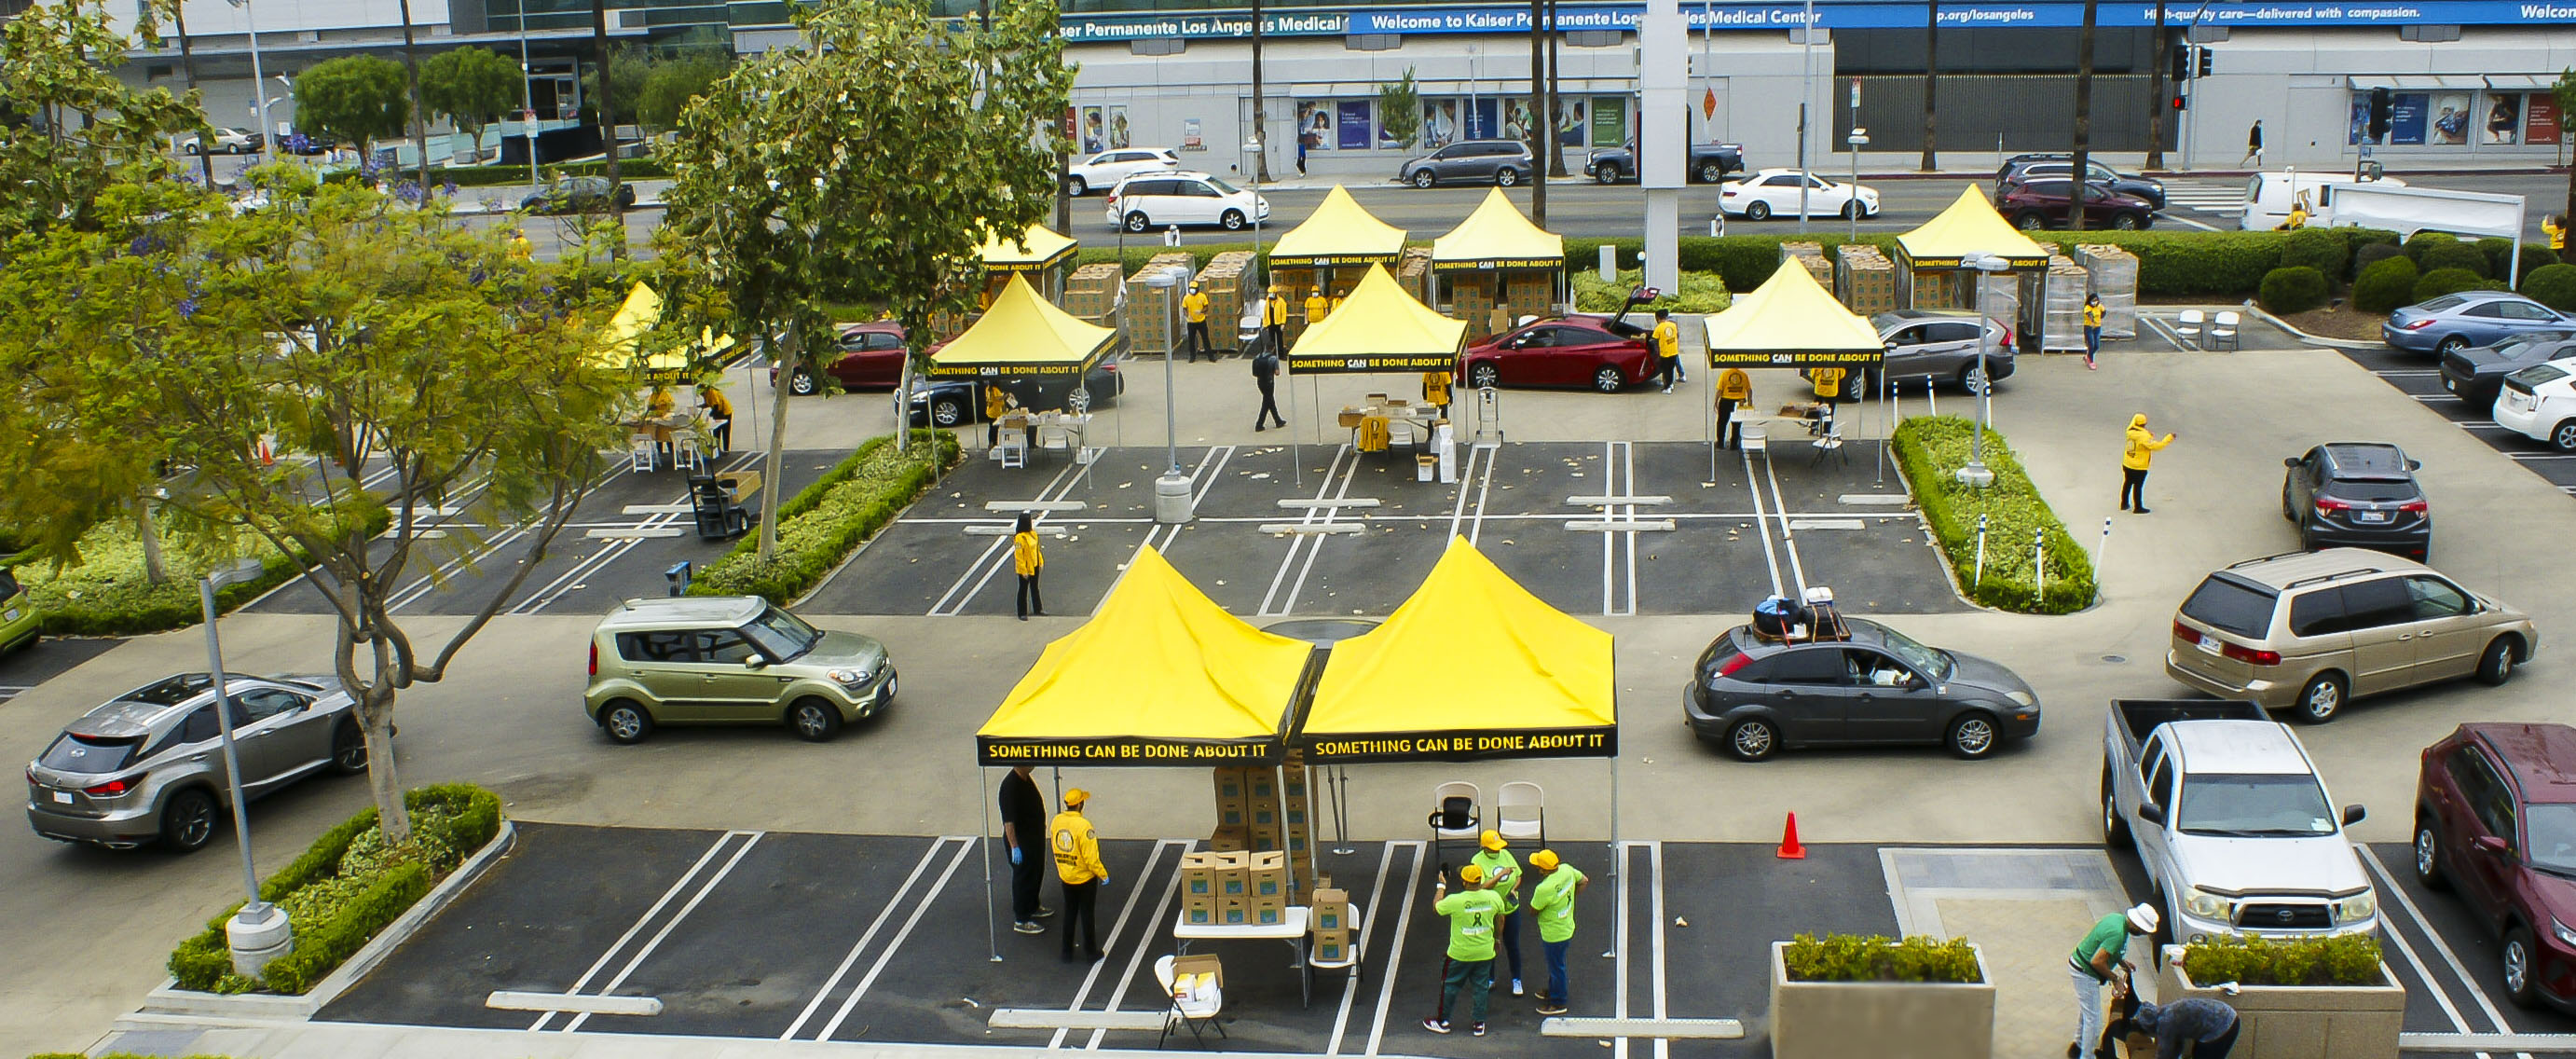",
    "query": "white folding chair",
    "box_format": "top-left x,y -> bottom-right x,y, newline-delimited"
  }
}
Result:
628,434 -> 656,473
1810,418 -> 1848,468
2210,310 -> 2241,352
1430,781 -> 1481,845
1497,781 -> 1544,846
2176,309 -> 2205,350
672,433 -> 703,473
1740,422 -> 1769,456
1155,955 -> 1226,1049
